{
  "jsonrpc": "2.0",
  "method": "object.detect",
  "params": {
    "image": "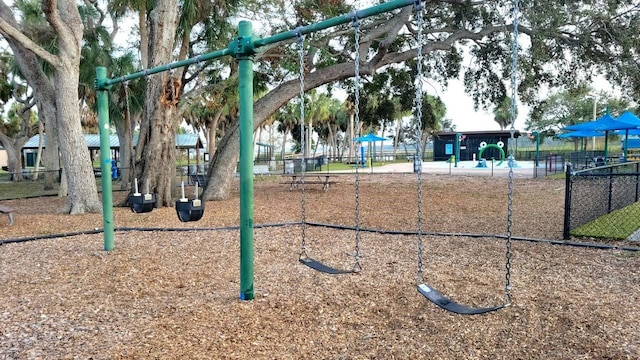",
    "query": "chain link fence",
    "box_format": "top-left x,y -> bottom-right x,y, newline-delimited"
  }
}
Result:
563,161 -> 640,239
